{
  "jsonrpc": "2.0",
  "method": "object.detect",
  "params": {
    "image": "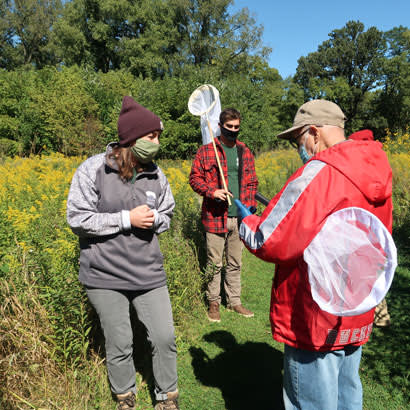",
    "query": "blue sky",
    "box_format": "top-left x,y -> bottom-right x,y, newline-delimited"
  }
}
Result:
229,0 -> 410,79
